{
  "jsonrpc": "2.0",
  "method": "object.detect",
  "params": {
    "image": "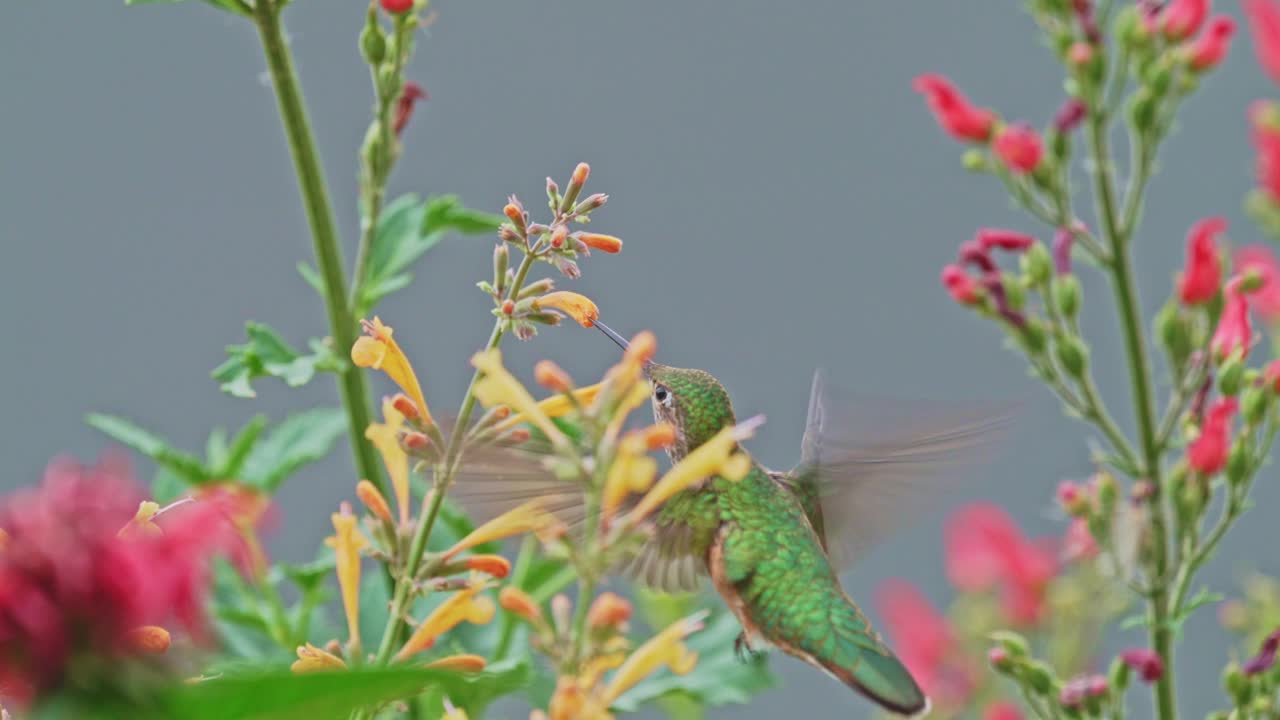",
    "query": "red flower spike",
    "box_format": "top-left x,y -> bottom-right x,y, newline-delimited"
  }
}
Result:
1235,245 -> 1280,321
1246,0 -> 1280,84
959,240 -> 998,273
978,229 -> 1036,252
392,82 -> 428,137
1178,217 -> 1226,305
913,75 -> 996,143
992,125 -> 1044,174
1187,398 -> 1239,475
1120,648 -> 1165,683
1188,16 -> 1236,71
984,701 -> 1024,720
1211,280 -> 1254,360
1162,0 -> 1209,41
941,265 -> 983,305
381,0 -> 413,14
